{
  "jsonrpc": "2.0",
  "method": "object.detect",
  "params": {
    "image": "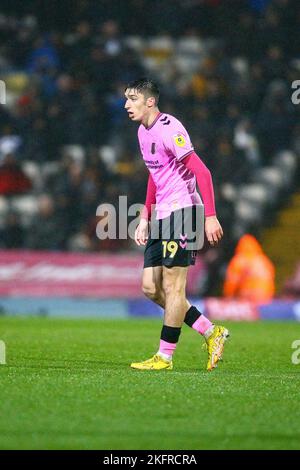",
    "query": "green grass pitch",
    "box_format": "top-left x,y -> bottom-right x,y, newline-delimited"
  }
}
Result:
0,317 -> 299,450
